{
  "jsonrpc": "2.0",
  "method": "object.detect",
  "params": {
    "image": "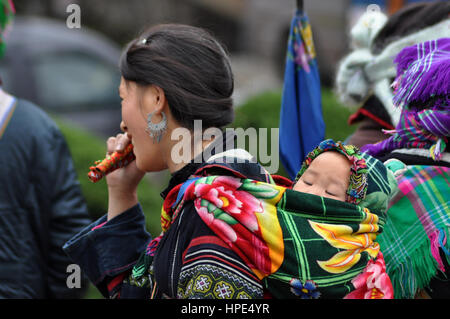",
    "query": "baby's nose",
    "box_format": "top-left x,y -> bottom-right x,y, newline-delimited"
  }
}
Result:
309,186 -> 325,198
